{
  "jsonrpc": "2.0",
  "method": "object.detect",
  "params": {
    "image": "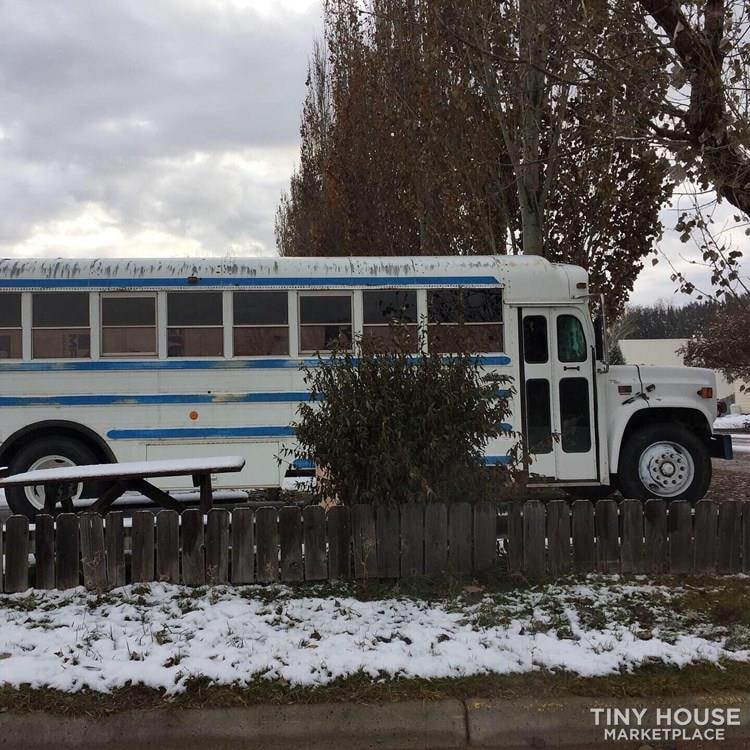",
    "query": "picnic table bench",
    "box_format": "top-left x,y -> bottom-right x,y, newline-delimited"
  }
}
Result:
0,456 -> 246,515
